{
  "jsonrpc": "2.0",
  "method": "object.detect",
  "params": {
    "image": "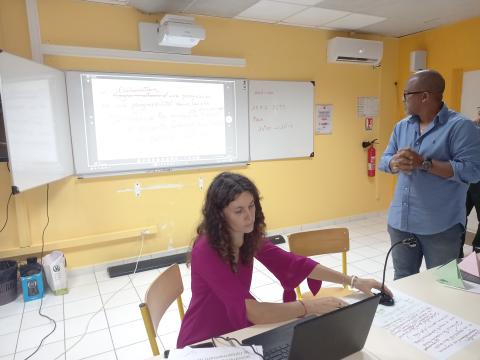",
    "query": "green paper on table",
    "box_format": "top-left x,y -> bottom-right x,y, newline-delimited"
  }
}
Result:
435,259 -> 465,289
